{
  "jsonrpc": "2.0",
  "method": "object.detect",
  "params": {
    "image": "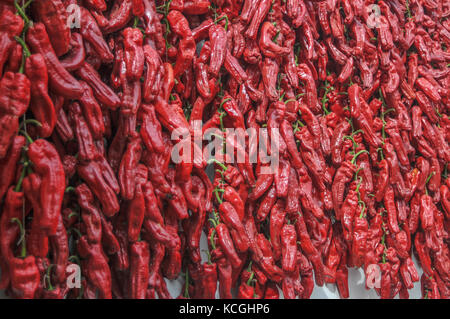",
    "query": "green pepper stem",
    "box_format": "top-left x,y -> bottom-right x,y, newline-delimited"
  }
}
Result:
246,272 -> 255,286
19,119 -> 42,130
14,36 -> 31,58
68,227 -> 83,239
14,0 -> 30,25
46,264 -> 55,291
184,269 -> 190,299
358,200 -> 366,218
210,229 -> 217,250
133,16 -> 139,28
352,129 -> 364,137
351,150 -> 369,165
207,158 -> 228,171
68,255 -> 81,265
214,14 -> 229,31
208,216 -> 219,228
343,135 -> 358,150
14,162 -> 28,192
355,176 -> 363,194
11,218 -> 26,258
19,130 -> 34,144
425,171 -> 436,196
214,189 -> 223,204
68,211 -> 79,220
65,186 -> 76,193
